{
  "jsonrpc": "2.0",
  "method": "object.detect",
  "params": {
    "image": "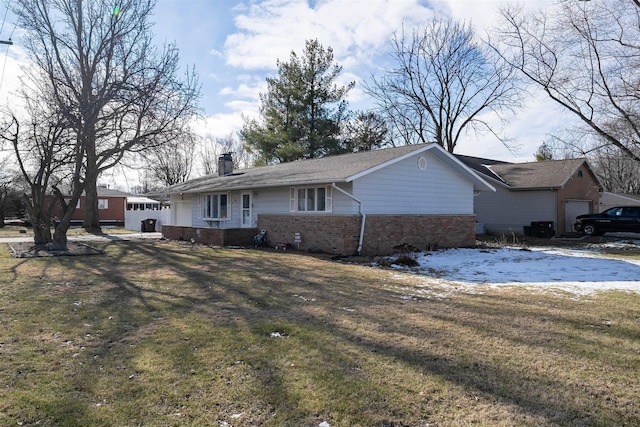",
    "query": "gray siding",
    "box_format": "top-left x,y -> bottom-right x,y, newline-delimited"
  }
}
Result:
474,185 -> 557,233
174,151 -> 480,226
599,192 -> 640,212
353,152 -> 474,214
184,185 -> 360,228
